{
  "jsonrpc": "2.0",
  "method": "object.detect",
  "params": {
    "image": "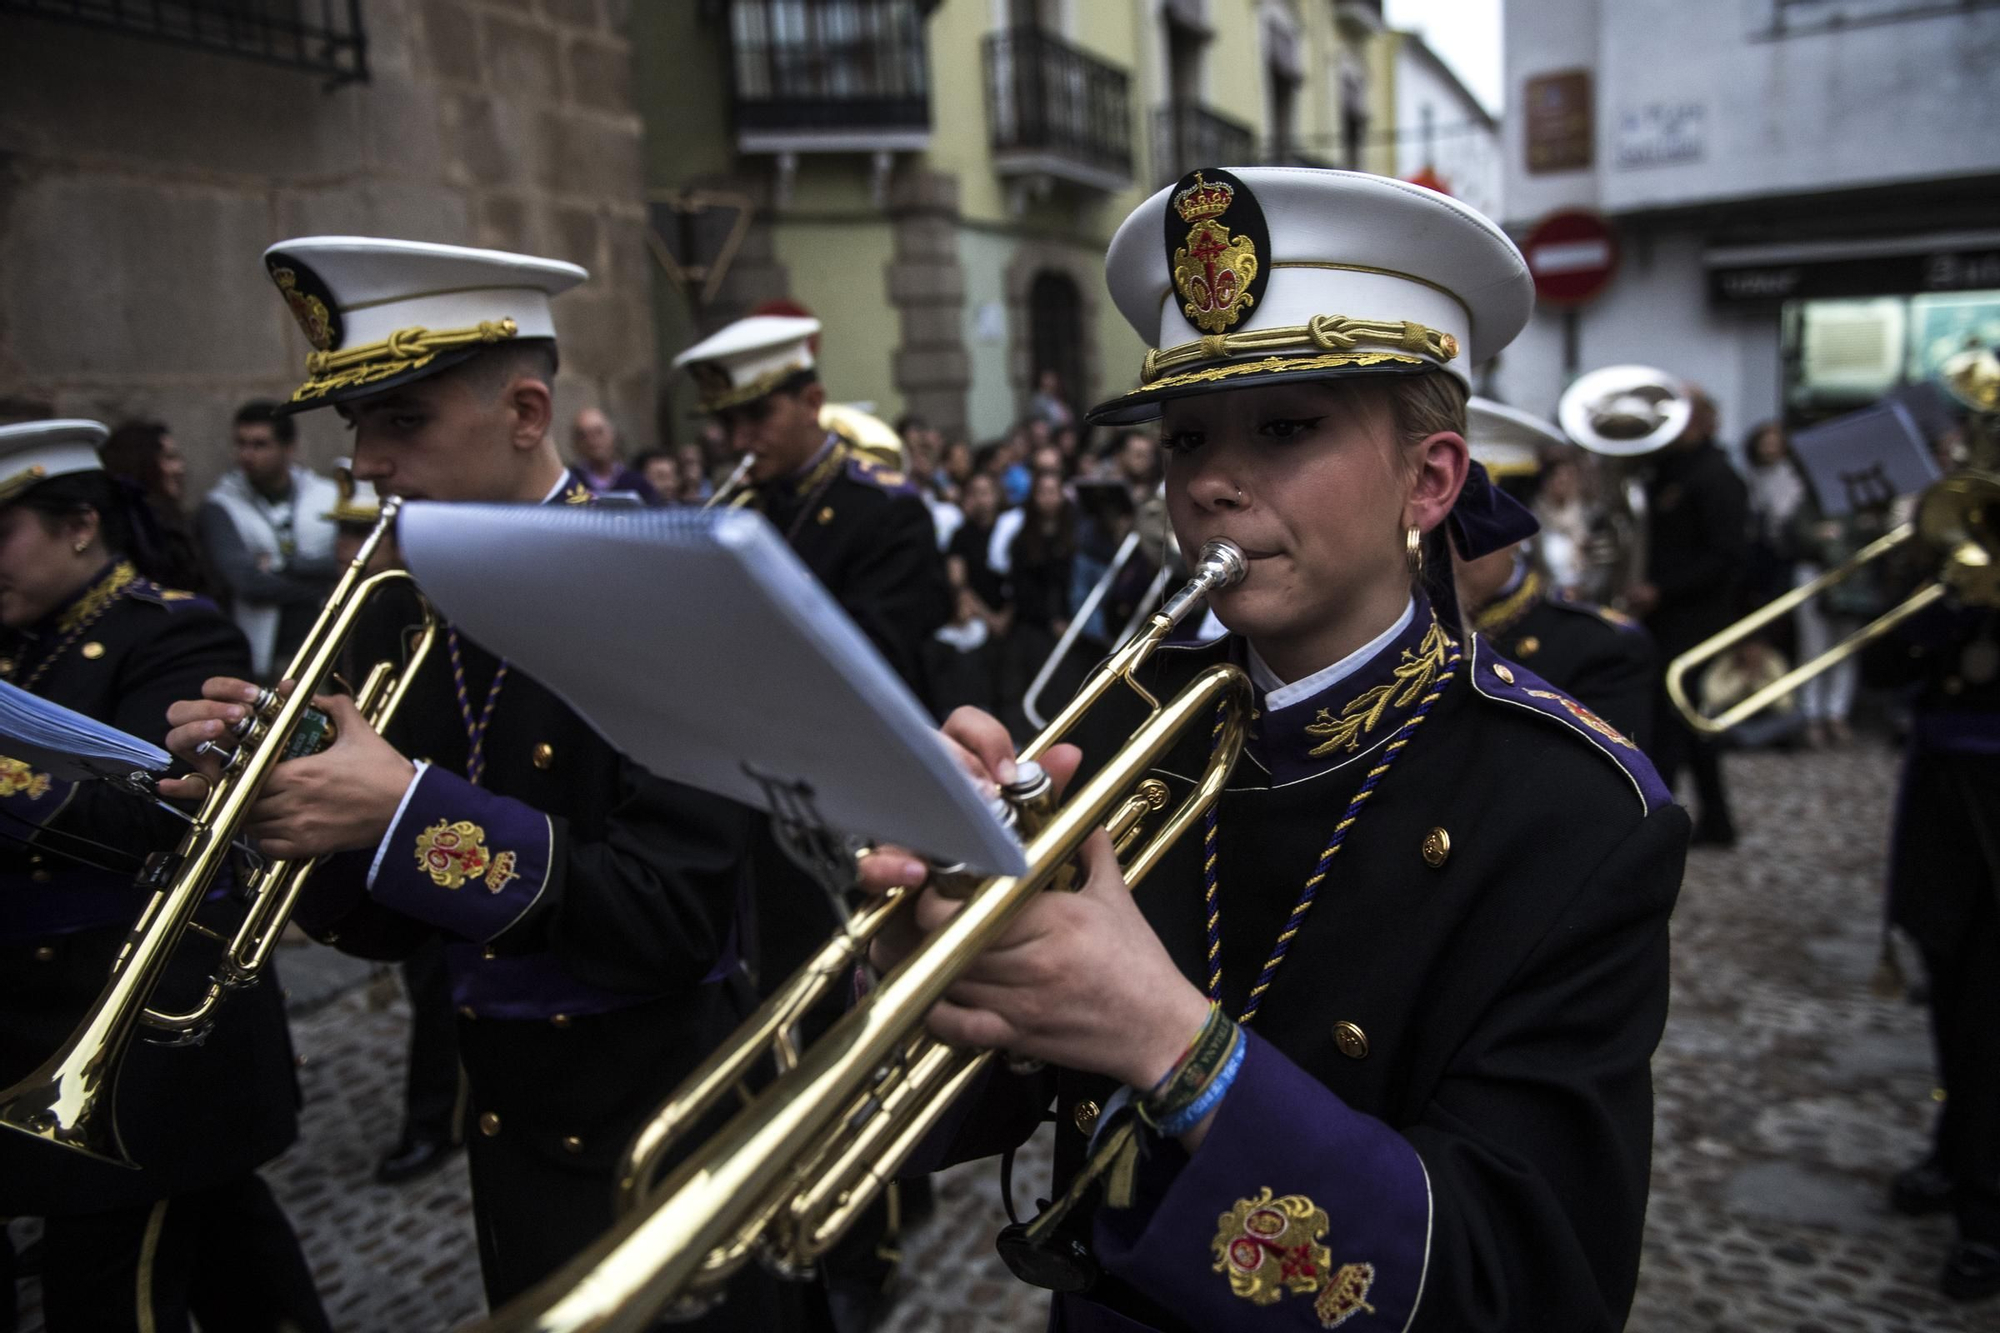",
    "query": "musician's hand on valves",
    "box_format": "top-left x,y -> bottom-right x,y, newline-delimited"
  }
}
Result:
159,675 -> 281,800
855,705 -> 1079,972
853,706 -> 1208,1093
241,694 -> 415,860
162,681 -> 416,858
